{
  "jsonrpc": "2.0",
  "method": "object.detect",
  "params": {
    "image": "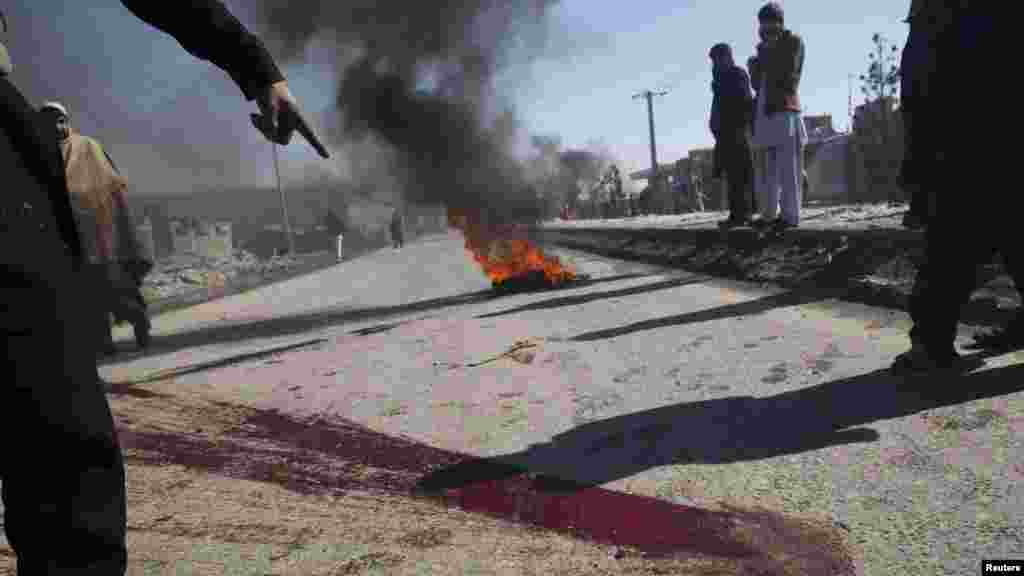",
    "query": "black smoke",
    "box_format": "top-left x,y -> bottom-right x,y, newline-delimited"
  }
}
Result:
249,0 -> 562,223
